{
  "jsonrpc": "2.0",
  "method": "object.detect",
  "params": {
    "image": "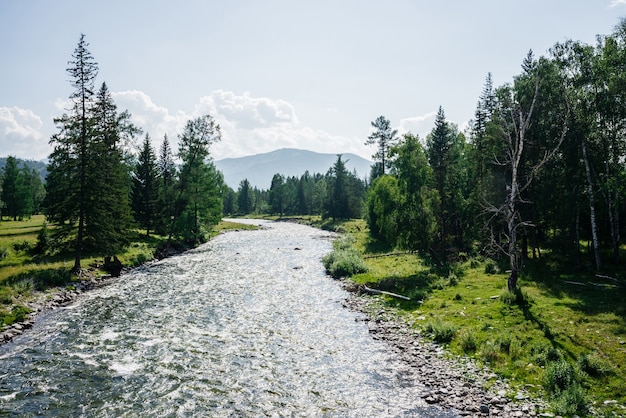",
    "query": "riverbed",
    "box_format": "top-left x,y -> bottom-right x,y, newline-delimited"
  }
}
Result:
0,220 -> 455,417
